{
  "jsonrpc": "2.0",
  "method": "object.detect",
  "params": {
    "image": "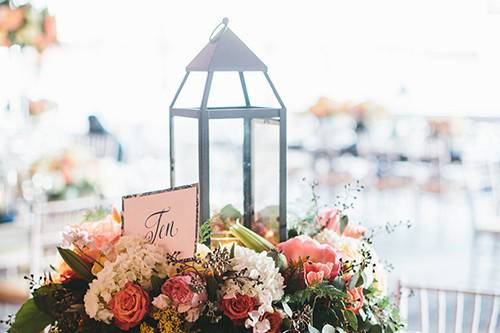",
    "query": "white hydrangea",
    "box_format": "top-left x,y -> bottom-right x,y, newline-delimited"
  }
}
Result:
314,229 -> 364,262
314,229 -> 387,294
222,245 -> 285,317
84,236 -> 172,323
